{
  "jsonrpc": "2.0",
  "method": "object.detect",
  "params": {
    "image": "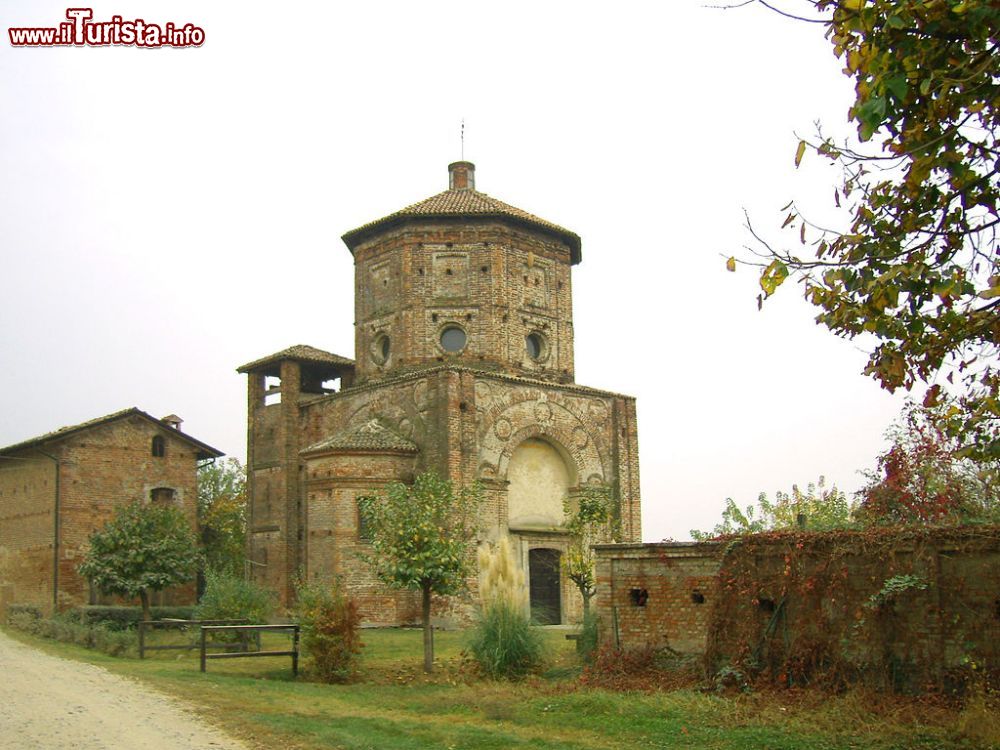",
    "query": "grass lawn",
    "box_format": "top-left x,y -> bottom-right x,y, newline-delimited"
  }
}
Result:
4,625 -> 998,750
